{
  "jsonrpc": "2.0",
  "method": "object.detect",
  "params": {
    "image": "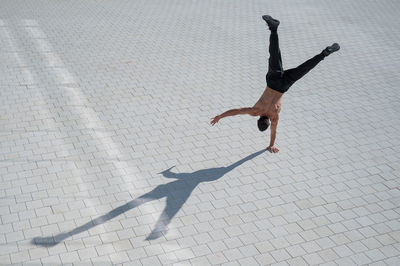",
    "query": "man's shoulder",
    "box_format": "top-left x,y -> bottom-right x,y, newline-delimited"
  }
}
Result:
250,107 -> 264,116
